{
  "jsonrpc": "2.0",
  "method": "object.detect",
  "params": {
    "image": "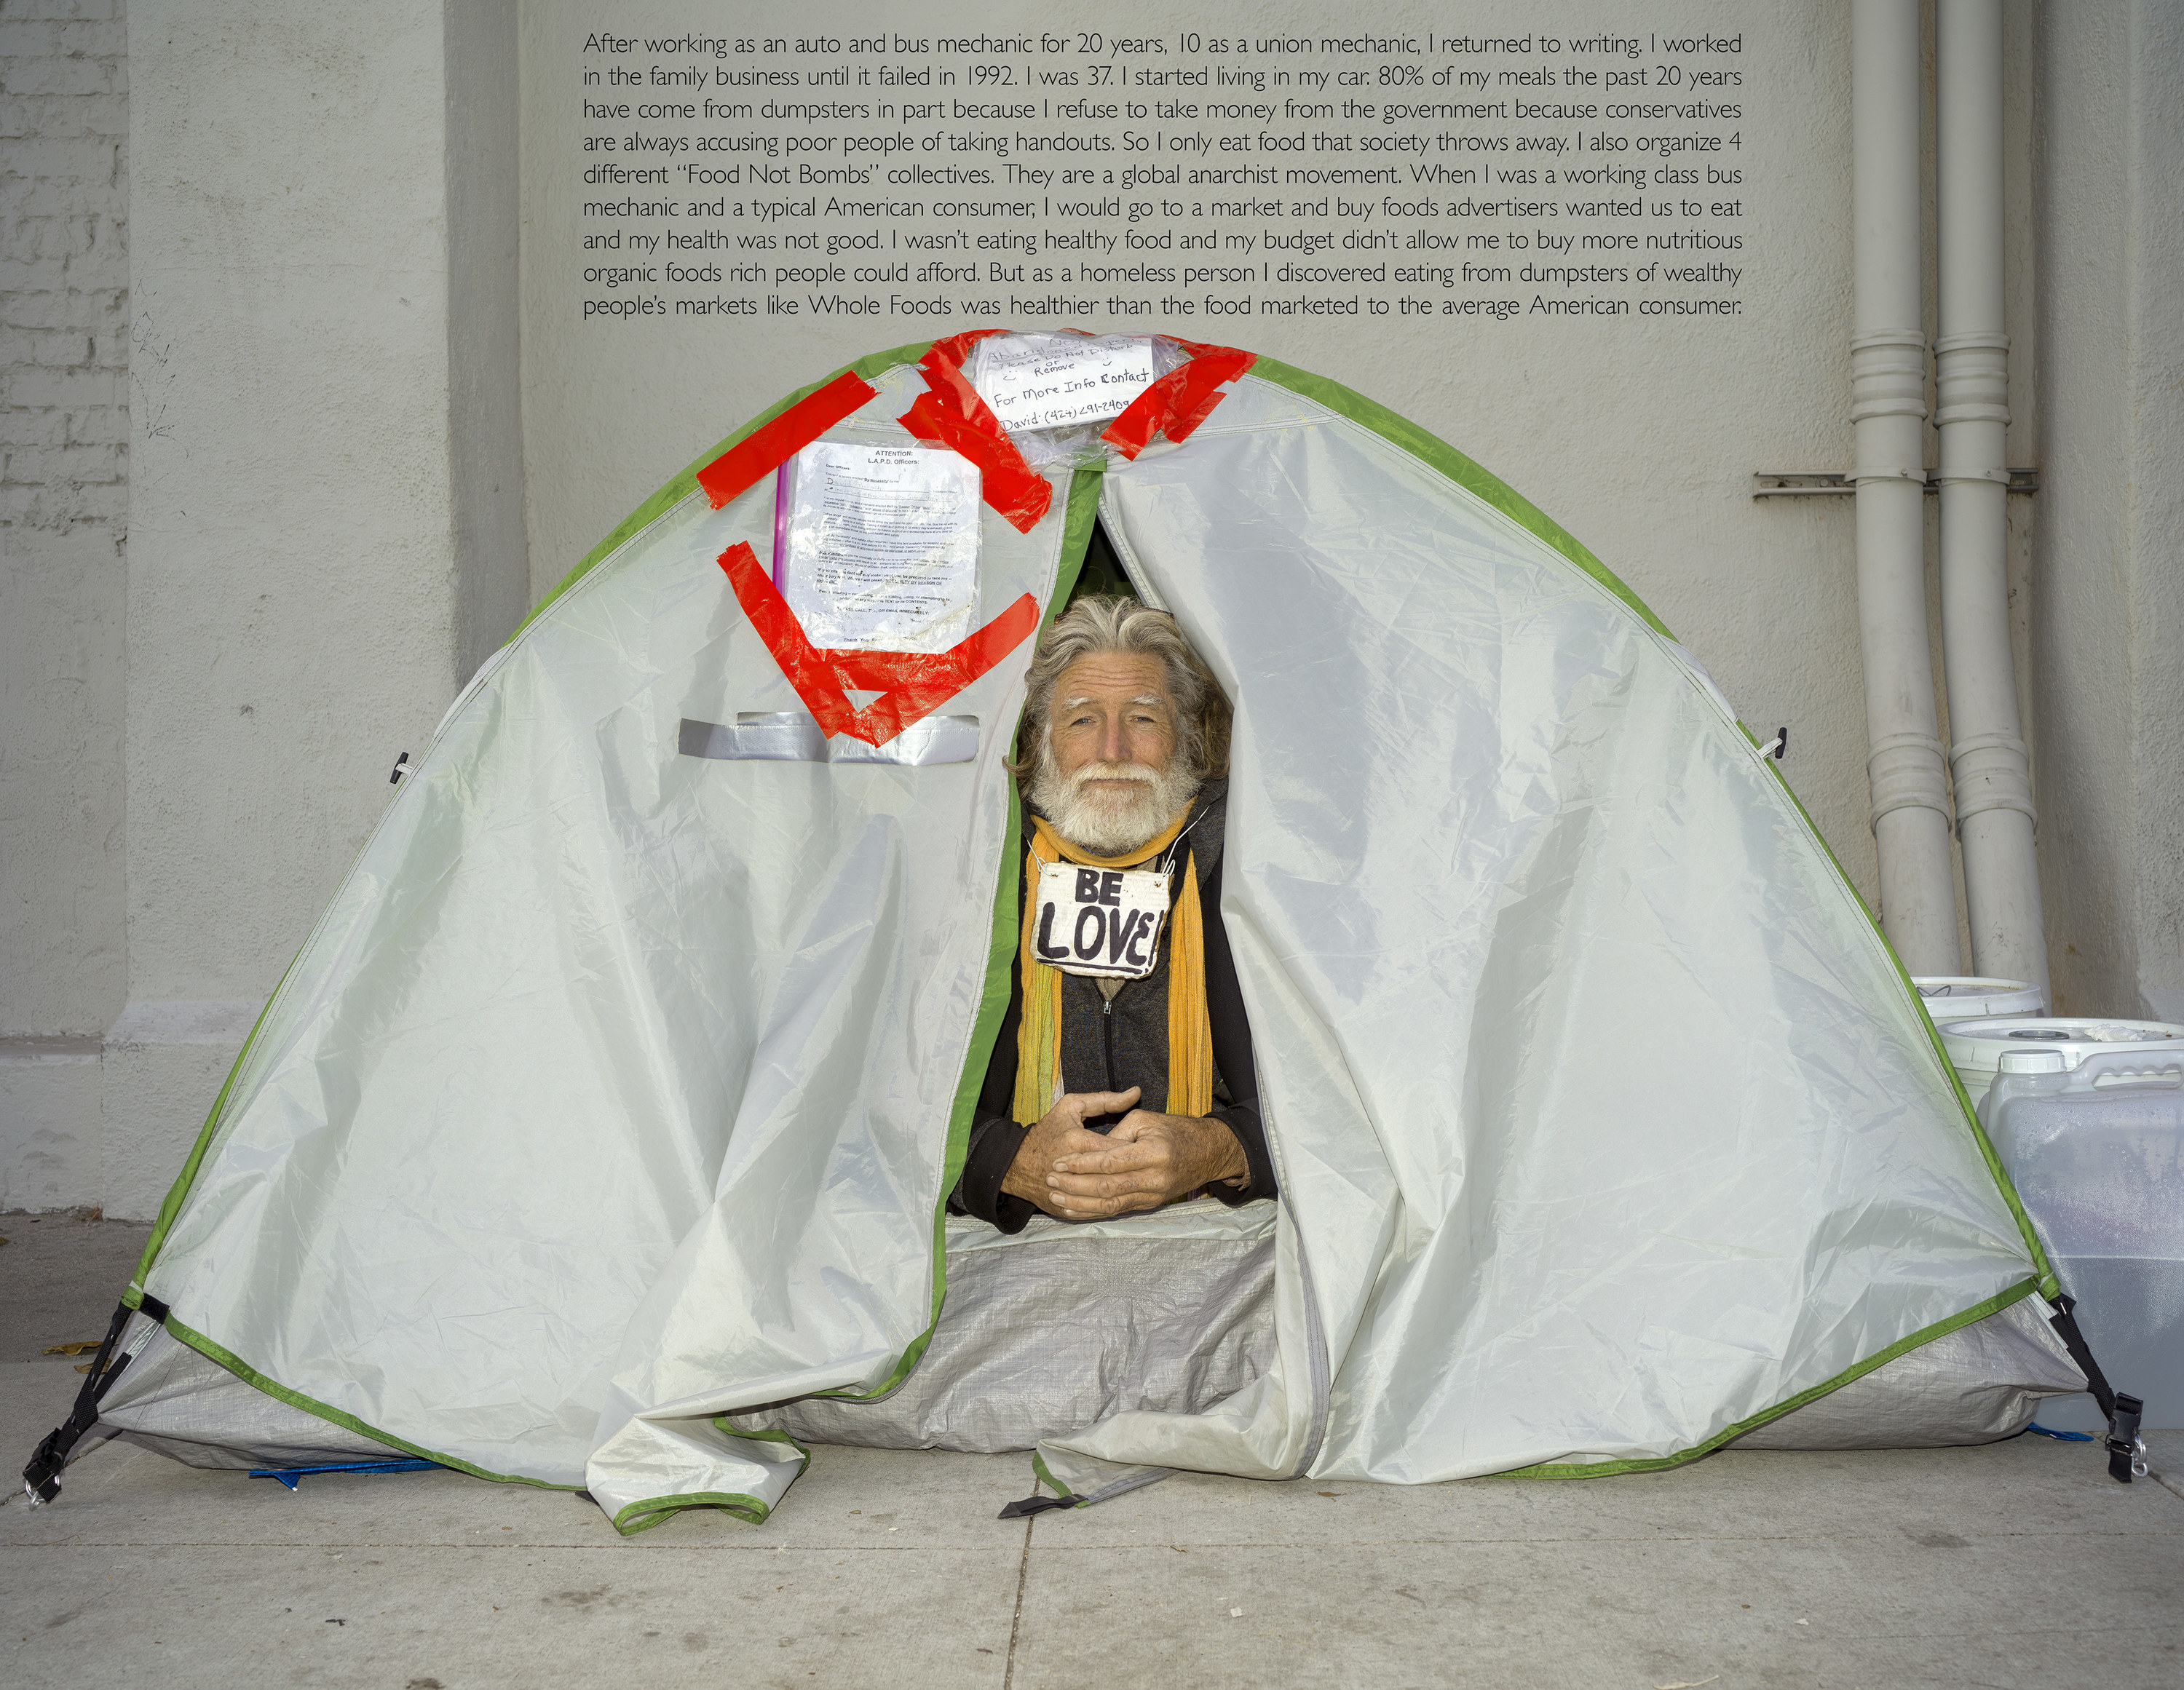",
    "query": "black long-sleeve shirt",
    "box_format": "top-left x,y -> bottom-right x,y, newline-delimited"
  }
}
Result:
948,782 -> 1280,1231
